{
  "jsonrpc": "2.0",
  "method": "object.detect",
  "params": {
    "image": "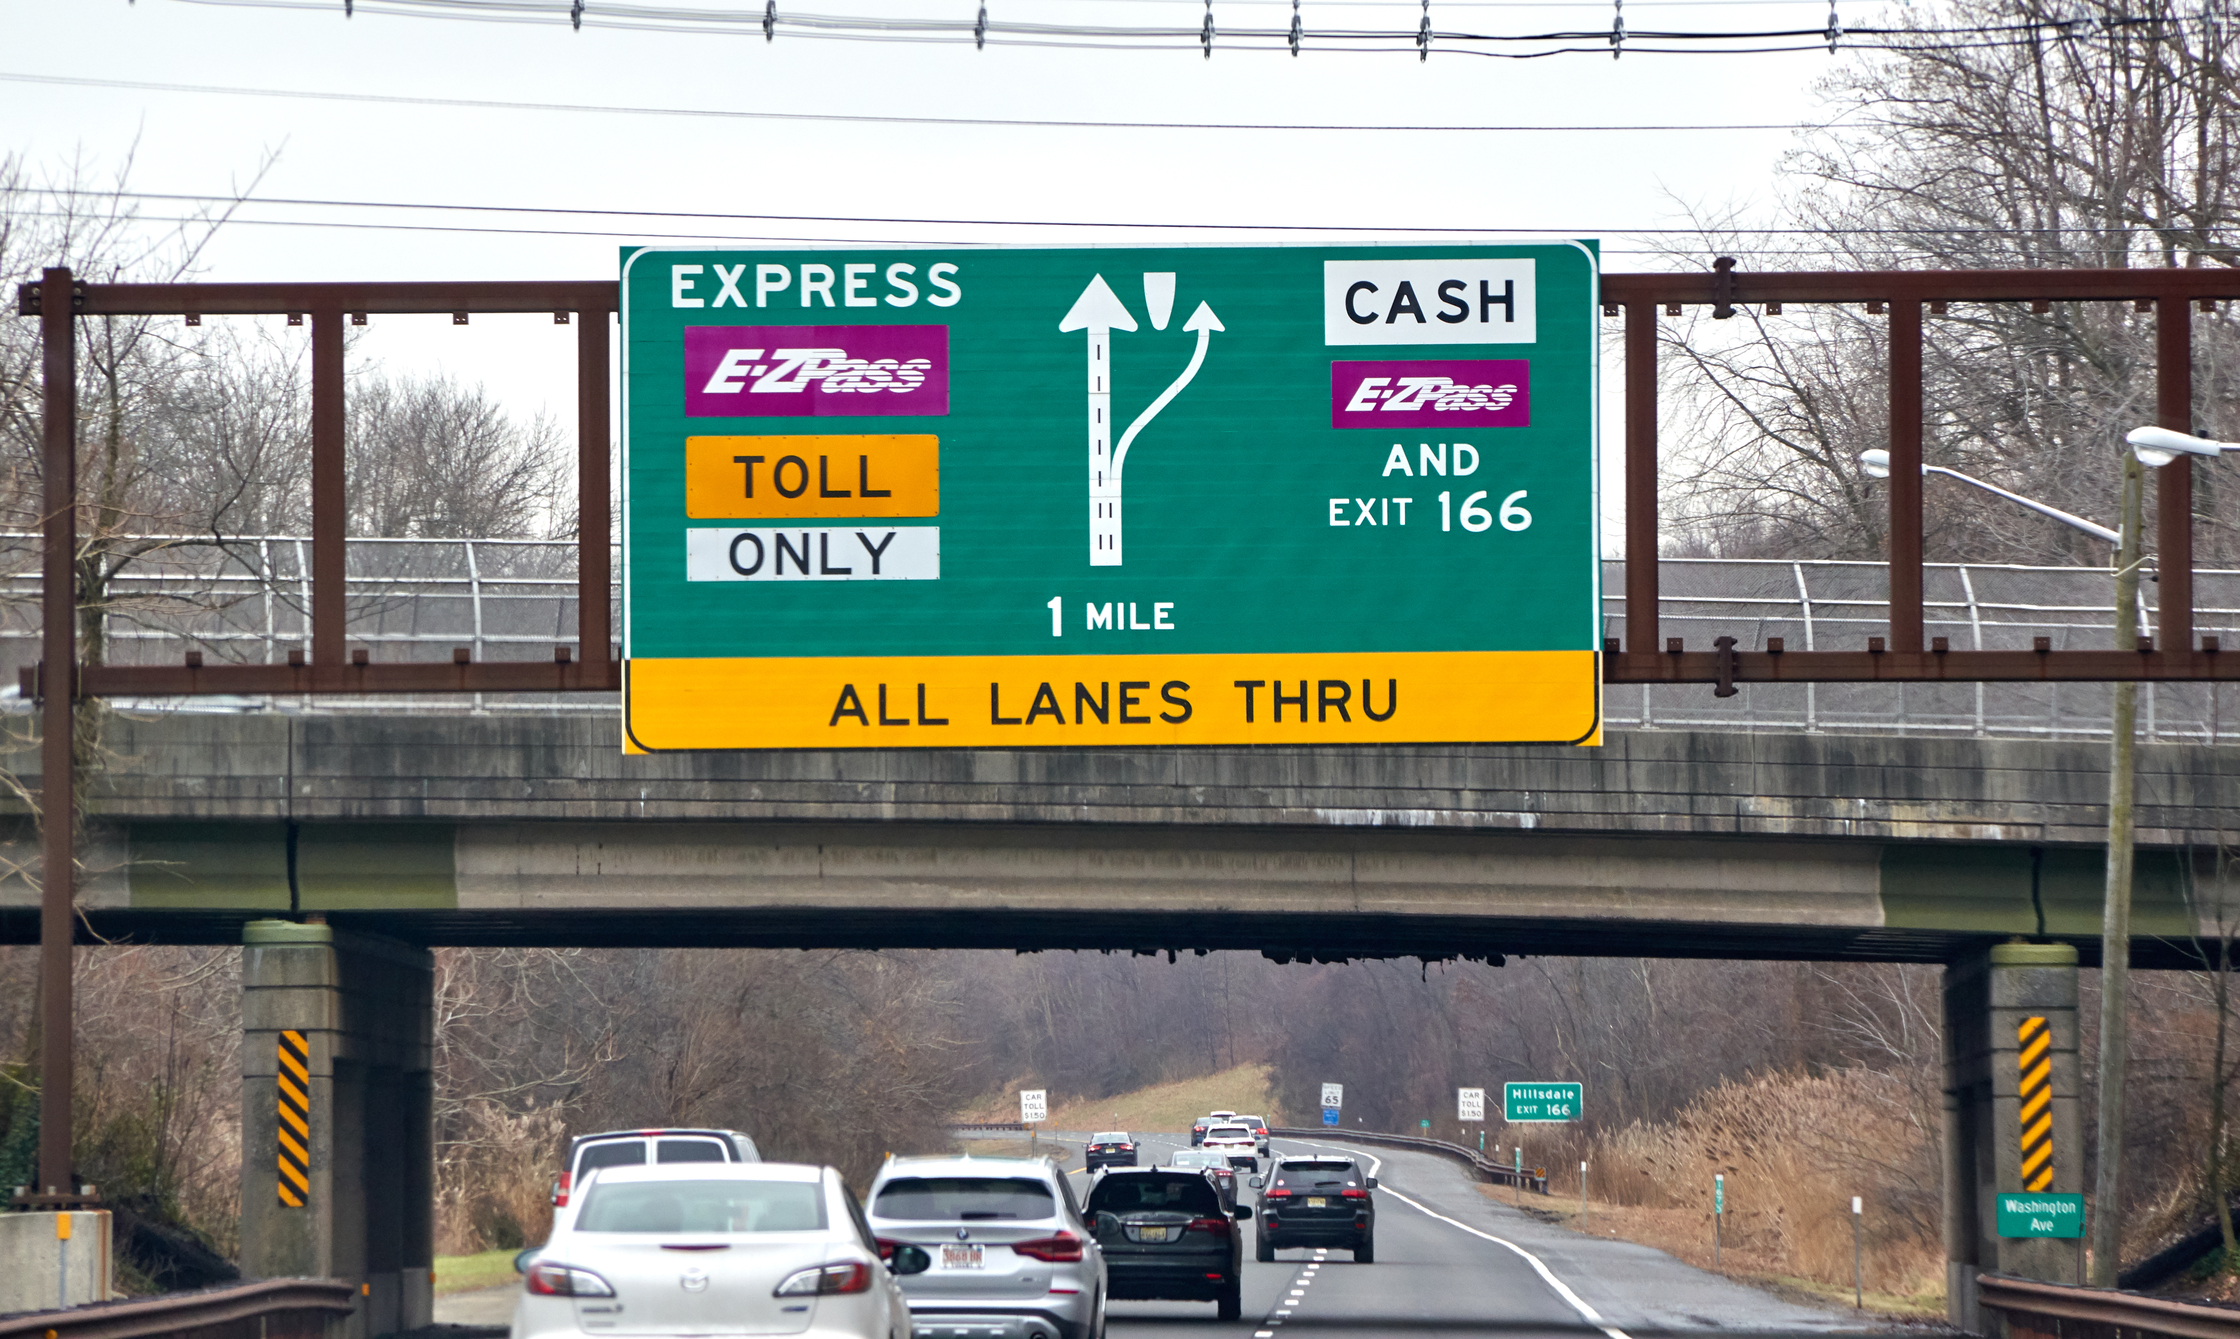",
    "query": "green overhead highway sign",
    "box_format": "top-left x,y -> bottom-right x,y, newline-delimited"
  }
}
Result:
619,242 -> 1601,751
1504,1082 -> 1583,1122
